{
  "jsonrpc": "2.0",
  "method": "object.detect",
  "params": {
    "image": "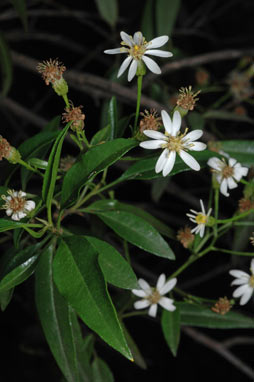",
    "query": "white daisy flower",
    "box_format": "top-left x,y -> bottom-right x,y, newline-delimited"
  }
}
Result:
229,259 -> 254,305
132,274 -> 177,317
207,156 -> 248,197
186,199 -> 212,238
1,189 -> 35,221
139,110 -> 206,177
104,31 -> 173,82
